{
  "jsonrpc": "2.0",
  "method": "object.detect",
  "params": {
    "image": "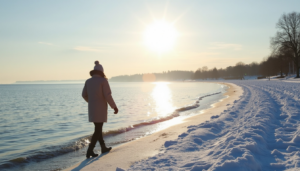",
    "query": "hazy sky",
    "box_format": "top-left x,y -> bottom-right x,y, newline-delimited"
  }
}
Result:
1,0 -> 300,84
